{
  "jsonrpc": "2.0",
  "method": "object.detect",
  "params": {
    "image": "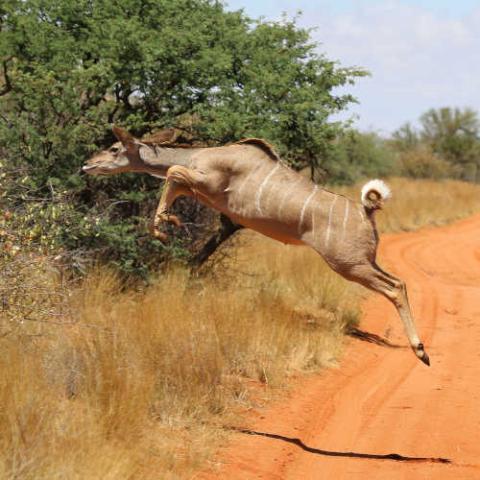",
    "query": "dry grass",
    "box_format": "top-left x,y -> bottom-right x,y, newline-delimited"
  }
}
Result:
1,177 -> 480,479
0,248 -> 357,479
